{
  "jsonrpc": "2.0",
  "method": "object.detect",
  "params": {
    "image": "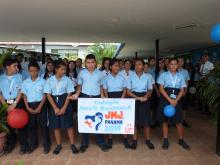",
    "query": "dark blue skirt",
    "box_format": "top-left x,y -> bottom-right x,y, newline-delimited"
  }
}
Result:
134,92 -> 151,127
48,93 -> 73,129
157,87 -> 183,124
108,91 -> 123,98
